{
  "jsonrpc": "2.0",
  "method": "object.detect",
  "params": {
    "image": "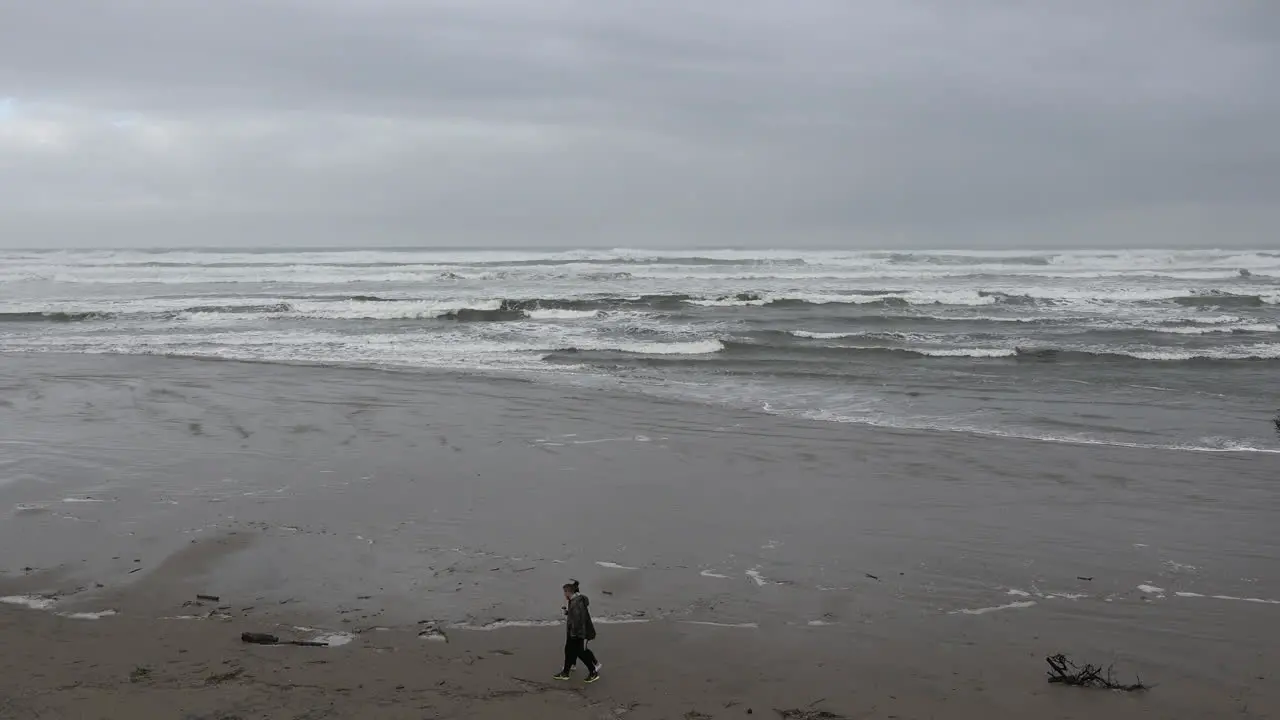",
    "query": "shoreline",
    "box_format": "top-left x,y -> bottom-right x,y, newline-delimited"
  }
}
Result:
4,350 -> 1276,457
